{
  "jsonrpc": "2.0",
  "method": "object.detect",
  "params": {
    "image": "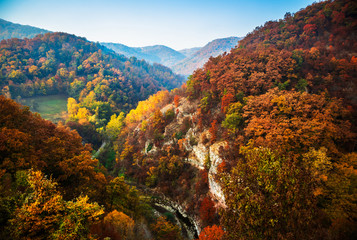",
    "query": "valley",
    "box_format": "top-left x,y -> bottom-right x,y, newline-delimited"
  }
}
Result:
0,0 -> 356,240
19,94 -> 68,123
